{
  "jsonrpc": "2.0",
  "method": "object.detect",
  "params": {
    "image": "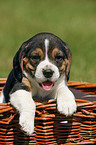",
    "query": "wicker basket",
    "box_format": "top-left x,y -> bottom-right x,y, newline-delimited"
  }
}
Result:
0,78 -> 96,145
